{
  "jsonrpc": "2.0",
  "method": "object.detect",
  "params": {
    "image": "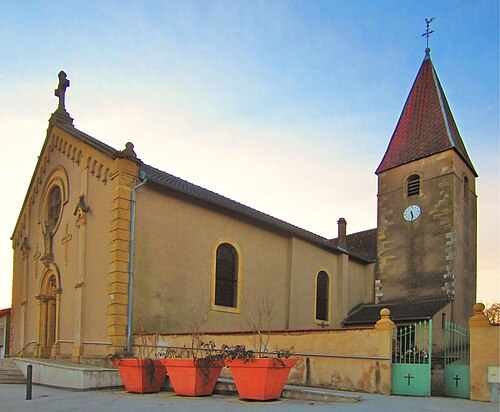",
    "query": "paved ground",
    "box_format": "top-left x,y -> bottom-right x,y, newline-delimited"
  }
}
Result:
0,384 -> 498,412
